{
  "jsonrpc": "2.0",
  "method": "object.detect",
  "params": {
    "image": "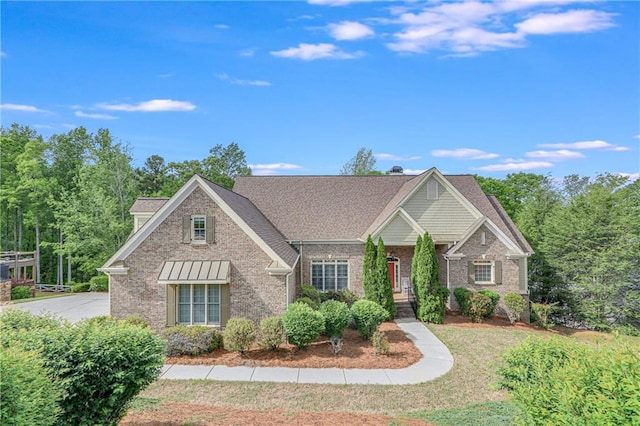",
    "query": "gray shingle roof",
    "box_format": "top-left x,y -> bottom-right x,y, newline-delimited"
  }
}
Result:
129,198 -> 169,213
